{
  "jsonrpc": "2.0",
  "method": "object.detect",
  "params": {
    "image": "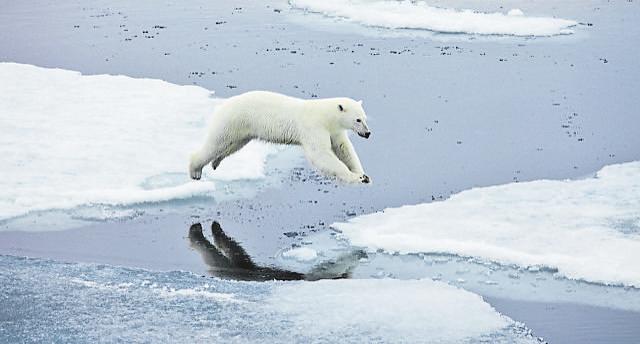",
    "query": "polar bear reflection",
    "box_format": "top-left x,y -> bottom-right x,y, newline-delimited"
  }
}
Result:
189,222 -> 365,281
